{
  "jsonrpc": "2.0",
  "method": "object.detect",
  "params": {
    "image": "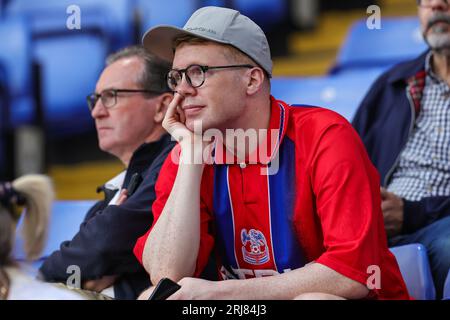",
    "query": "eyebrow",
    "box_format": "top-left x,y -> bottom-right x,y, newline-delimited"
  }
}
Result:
171,63 -> 204,70
95,87 -> 131,94
94,87 -> 114,94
